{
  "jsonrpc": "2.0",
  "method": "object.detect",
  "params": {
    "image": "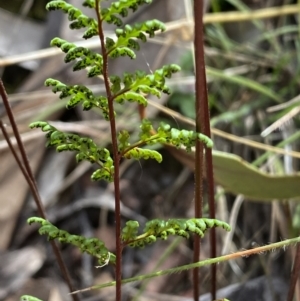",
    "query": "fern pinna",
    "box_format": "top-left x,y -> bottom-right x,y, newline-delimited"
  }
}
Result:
27,0 -> 229,298
28,216 -> 230,257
